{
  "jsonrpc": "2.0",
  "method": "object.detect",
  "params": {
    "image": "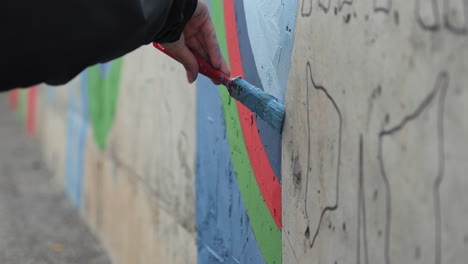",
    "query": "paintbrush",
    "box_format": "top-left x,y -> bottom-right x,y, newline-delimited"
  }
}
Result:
153,43 -> 285,133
